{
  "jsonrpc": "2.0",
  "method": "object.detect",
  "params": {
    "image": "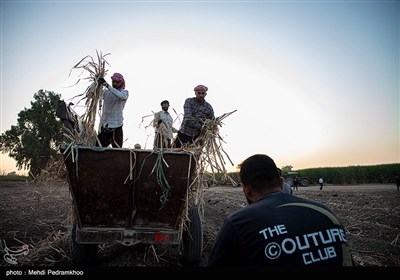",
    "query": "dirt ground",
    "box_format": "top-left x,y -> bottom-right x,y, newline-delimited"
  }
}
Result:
0,180 -> 399,268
